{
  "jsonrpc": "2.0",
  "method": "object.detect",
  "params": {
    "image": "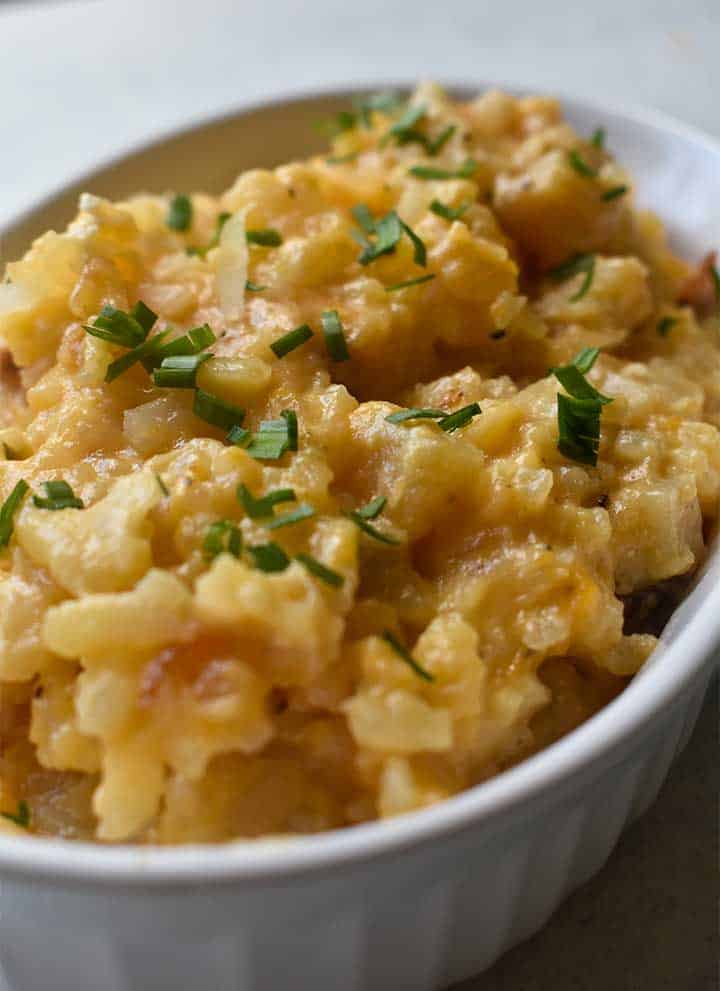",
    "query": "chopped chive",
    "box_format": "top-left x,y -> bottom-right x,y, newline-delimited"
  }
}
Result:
152,353 -> 211,389
549,253 -> 596,302
551,348 -> 613,467
105,329 -> 171,383
399,219 -> 427,266
326,151 -> 359,165
345,510 -> 400,545
711,263 -> 720,305
429,200 -> 469,221
657,316 -> 678,337
426,123 -> 456,156
245,280 -> 267,292
84,303 -> 155,348
438,402 -> 482,432
385,274 -> 436,292
357,210 -> 402,264
203,520 -> 242,561
264,503 -> 316,530
247,542 -> 291,572
351,203 -> 376,235
568,150 -> 598,178
226,424 -> 251,447
601,184 -> 628,202
385,407 -> 445,424
321,310 -> 350,361
245,409 -> 297,460
381,630 -> 434,682
384,103 -> 427,145
271,323 -> 314,359
353,89 -> 404,127
1,799 -> 31,829
314,108 -> 359,138
355,495 -> 386,520
295,552 -> 345,587
149,324 -> 216,364
591,127 -> 606,148
193,389 -> 245,431
0,479 -> 29,549
246,229 -> 283,247
237,484 -> 296,519
155,474 -> 169,496
408,157 -> 477,180
167,194 -> 193,232
32,480 -> 84,511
